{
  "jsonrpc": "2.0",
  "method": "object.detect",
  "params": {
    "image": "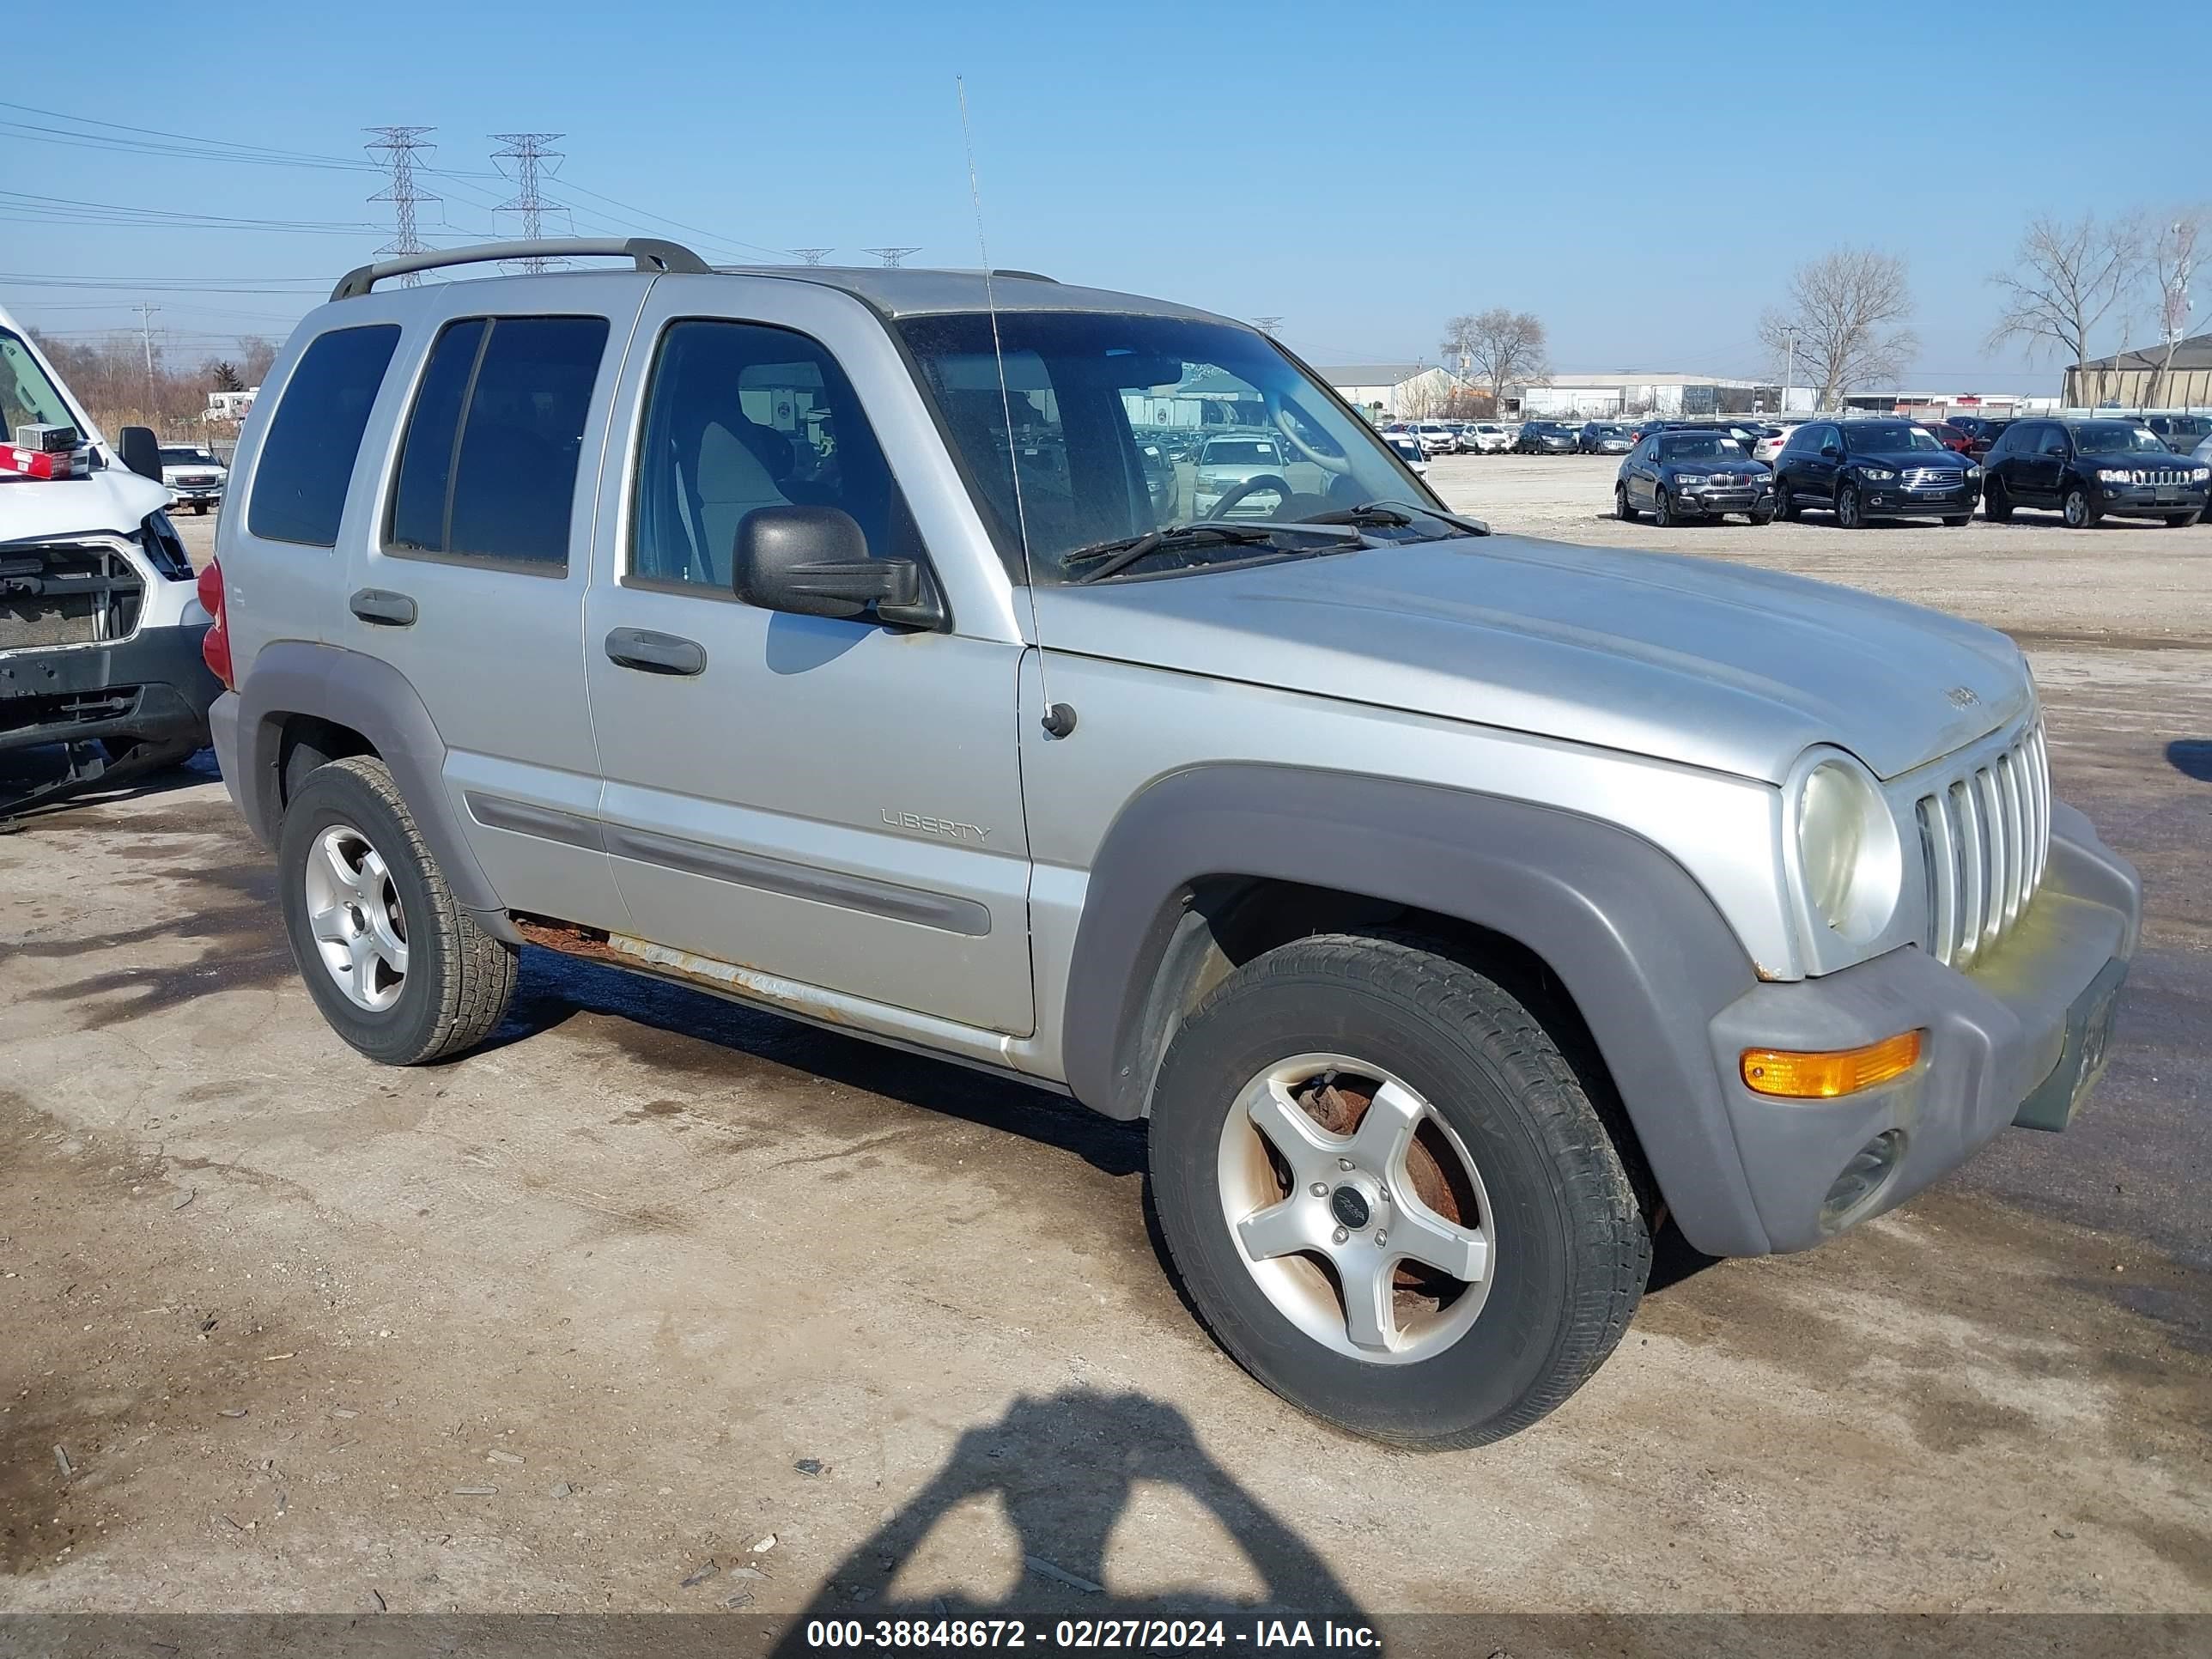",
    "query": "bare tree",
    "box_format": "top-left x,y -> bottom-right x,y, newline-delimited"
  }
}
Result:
1985,212 -> 2138,372
1443,309 -> 1547,410
1758,247 -> 1917,408
2142,208 -> 2205,407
